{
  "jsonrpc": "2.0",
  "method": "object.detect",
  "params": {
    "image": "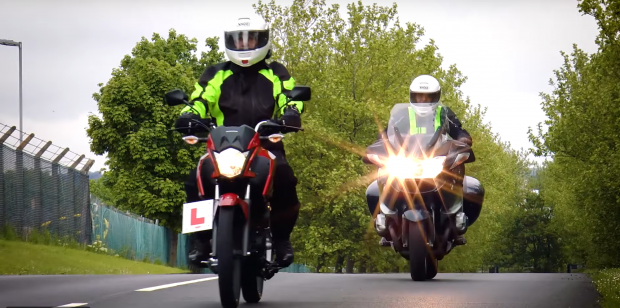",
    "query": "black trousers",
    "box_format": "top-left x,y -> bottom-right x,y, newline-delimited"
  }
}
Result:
184,149 -> 301,241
